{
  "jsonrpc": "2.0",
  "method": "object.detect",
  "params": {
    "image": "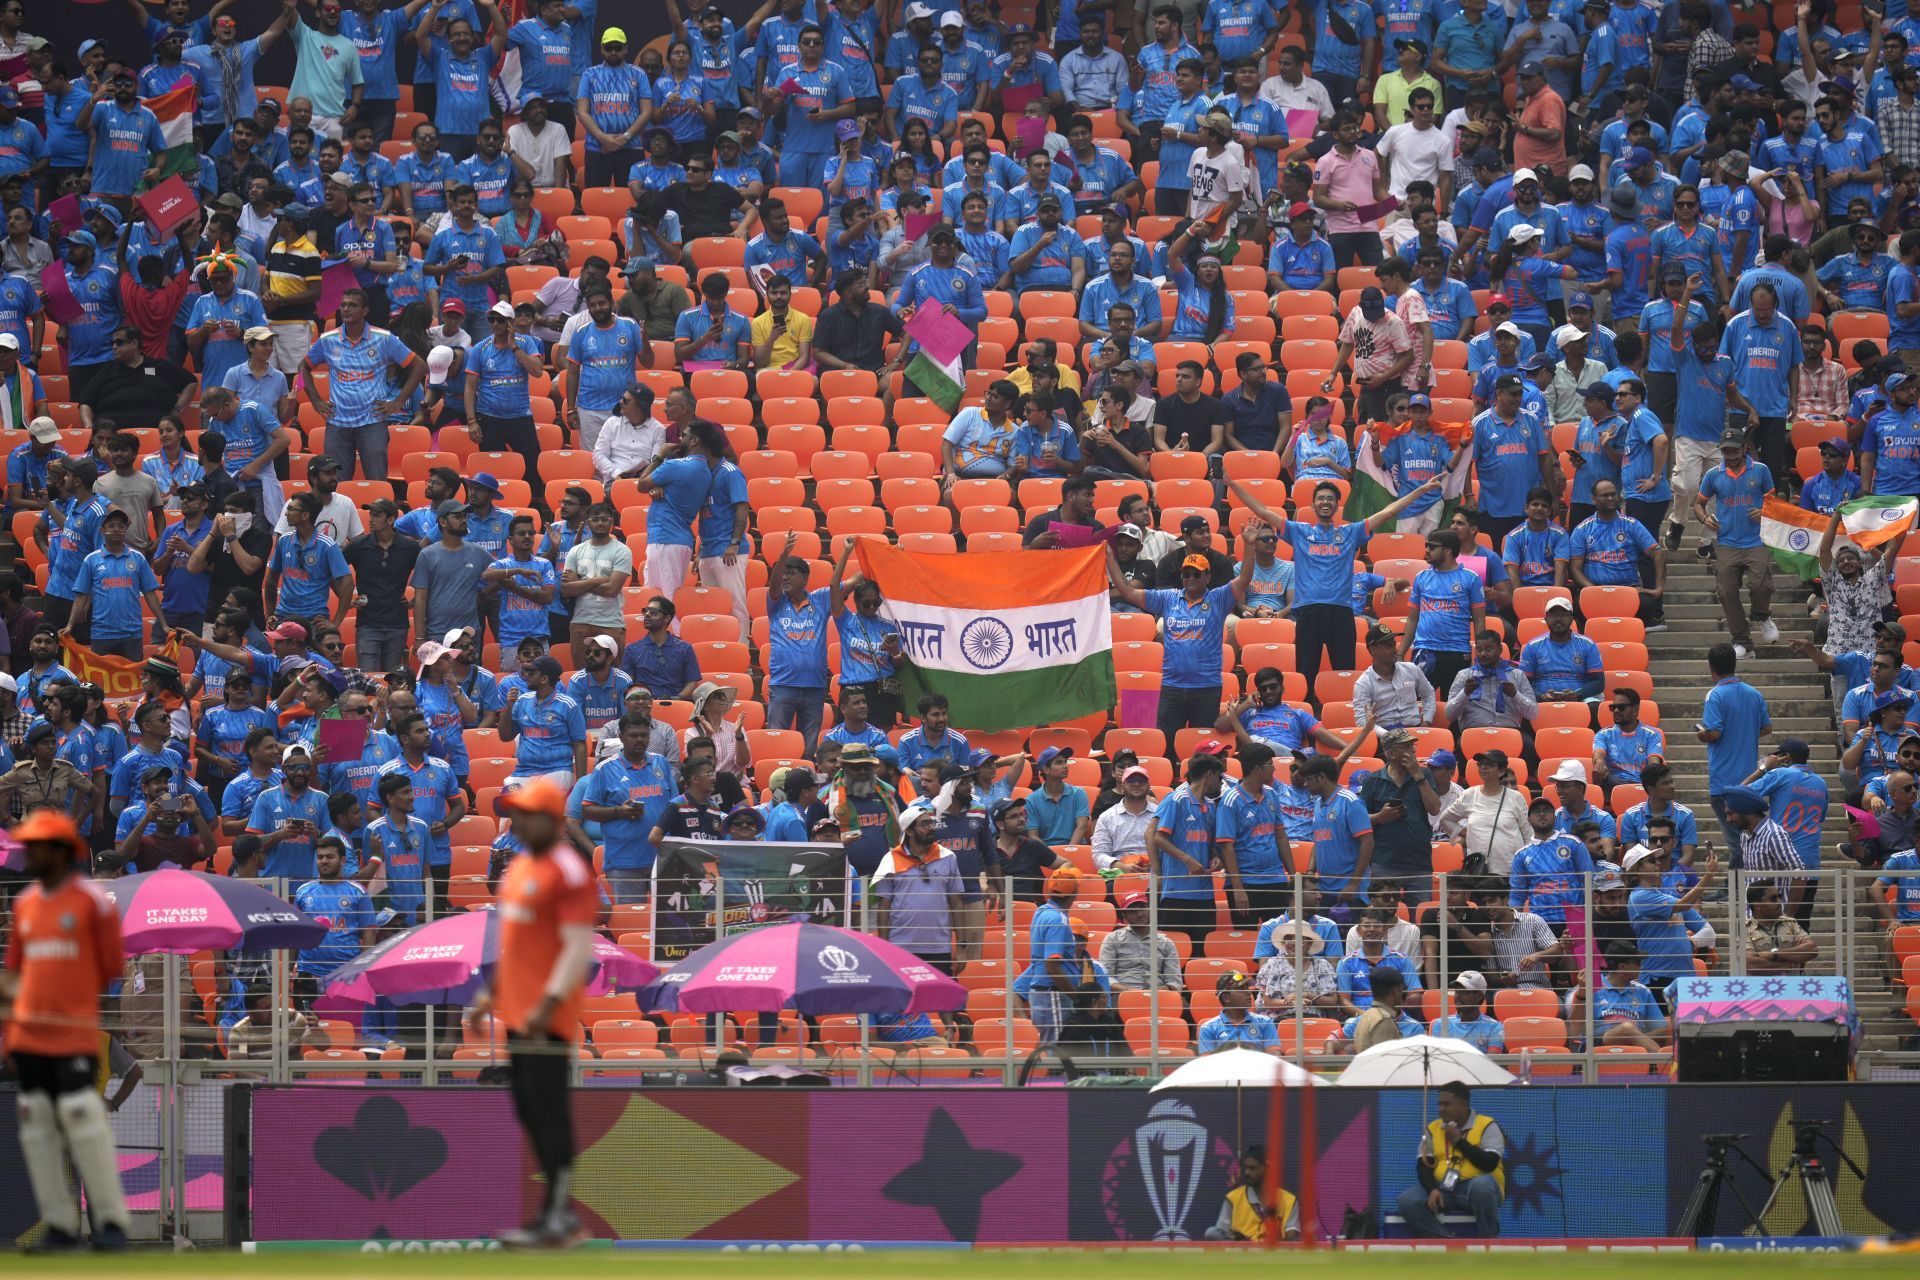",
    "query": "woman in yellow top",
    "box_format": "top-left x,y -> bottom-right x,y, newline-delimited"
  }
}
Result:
1373,40 -> 1446,131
